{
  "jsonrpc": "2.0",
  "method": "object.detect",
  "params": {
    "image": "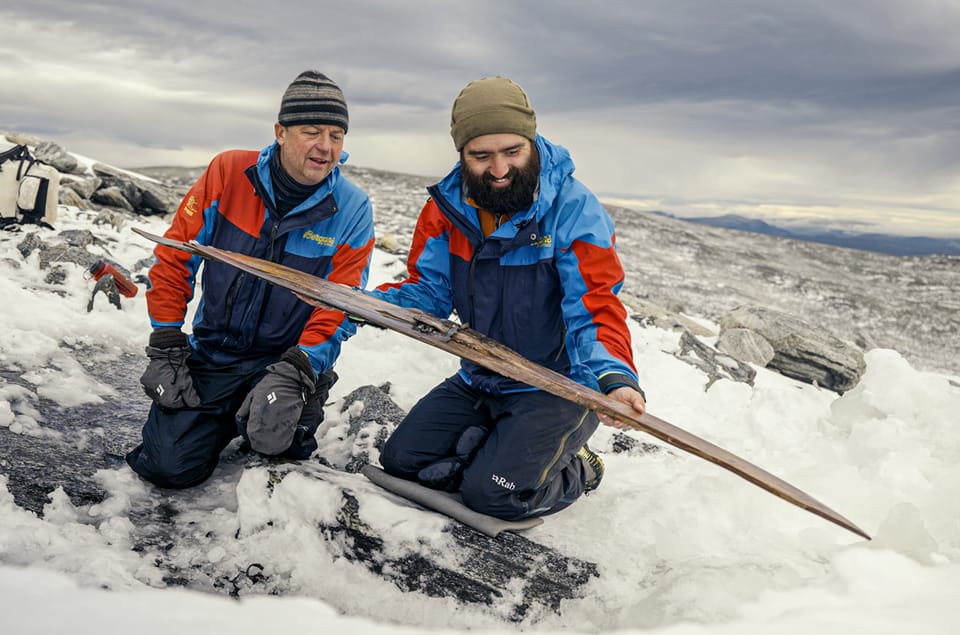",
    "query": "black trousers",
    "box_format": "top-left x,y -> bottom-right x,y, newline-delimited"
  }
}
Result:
379,374 -> 599,520
126,352 -> 334,489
